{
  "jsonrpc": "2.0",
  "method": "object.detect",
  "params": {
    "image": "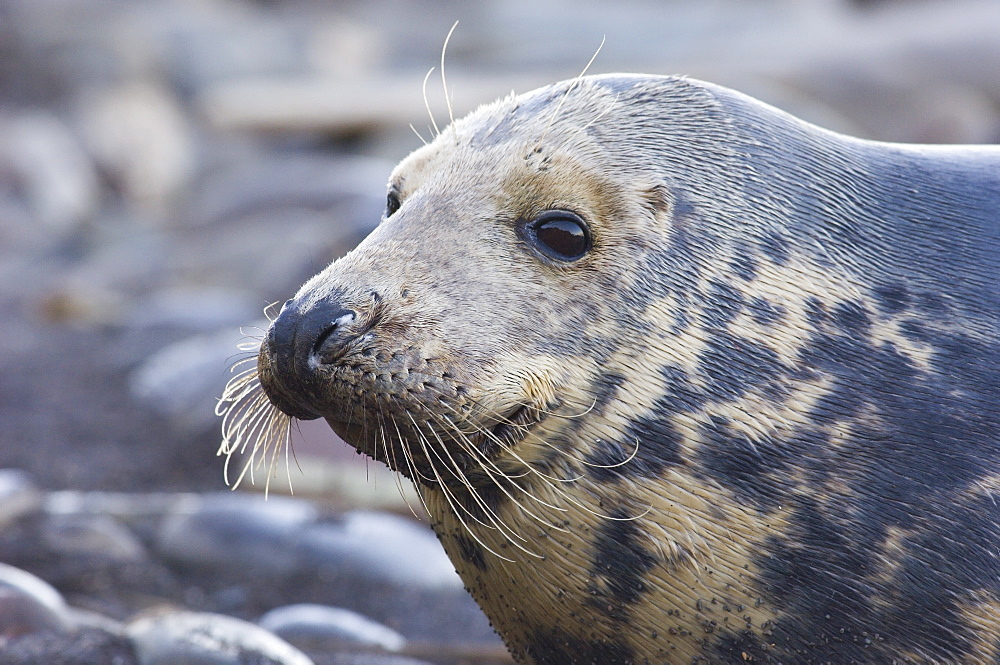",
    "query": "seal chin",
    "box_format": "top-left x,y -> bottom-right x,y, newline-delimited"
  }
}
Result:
323,400 -> 545,481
